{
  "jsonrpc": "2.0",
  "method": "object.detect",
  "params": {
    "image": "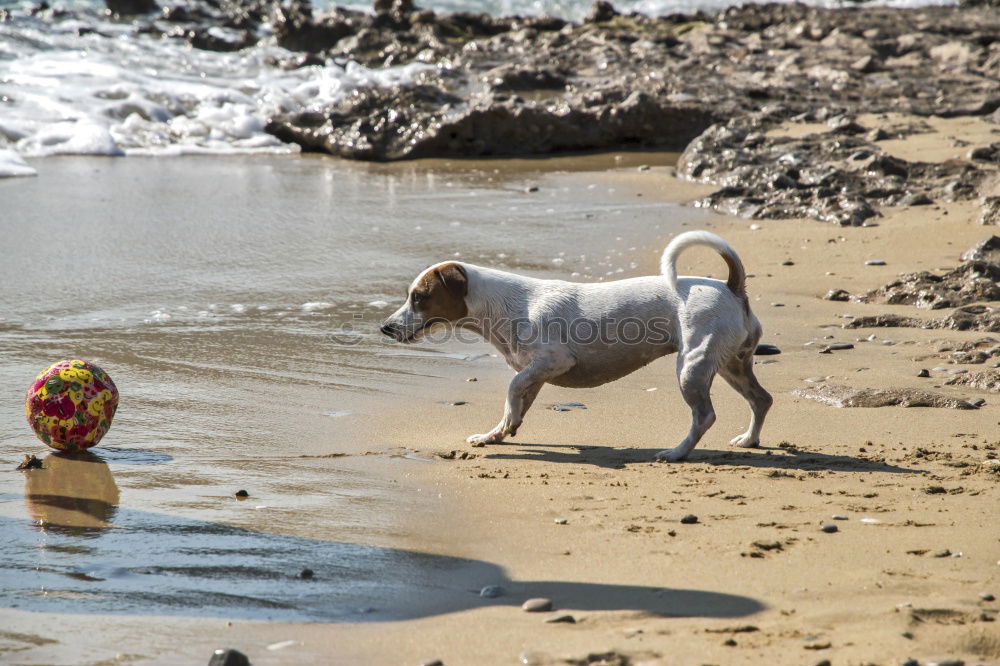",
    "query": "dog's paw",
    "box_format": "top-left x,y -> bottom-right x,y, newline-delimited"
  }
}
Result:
654,448 -> 687,462
730,433 -> 759,449
467,432 -> 503,447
